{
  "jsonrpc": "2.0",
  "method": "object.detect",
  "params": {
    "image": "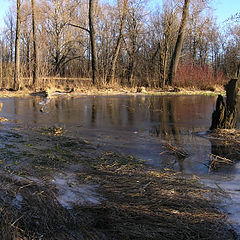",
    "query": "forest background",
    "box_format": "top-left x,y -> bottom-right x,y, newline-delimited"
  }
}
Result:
0,0 -> 239,91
